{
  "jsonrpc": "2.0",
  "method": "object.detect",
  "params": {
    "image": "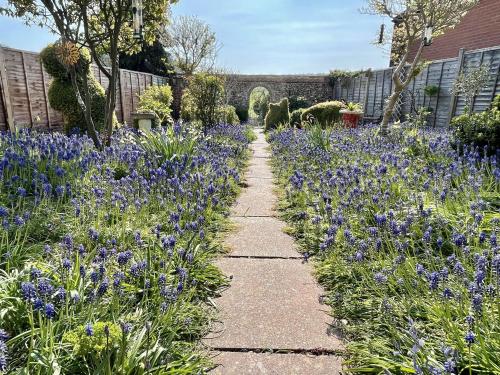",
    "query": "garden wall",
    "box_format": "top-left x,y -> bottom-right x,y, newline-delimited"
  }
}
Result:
0,46 -> 169,132
334,45 -> 500,127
